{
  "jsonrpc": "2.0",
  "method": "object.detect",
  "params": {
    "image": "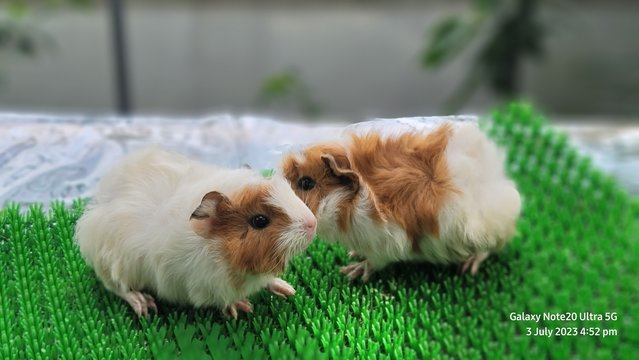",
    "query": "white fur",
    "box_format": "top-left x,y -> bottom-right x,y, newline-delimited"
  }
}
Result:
317,188 -> 413,270
269,175 -> 316,257
314,122 -> 521,273
76,146 -> 314,310
434,122 -> 521,261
